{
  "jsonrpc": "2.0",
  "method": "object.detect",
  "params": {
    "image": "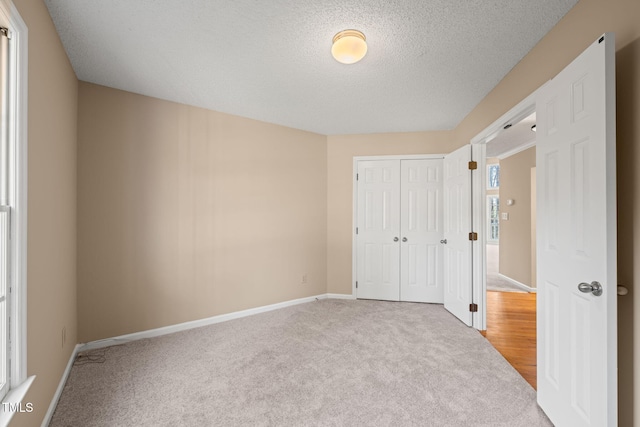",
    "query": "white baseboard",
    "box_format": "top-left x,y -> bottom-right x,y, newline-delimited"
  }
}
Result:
324,293 -> 356,300
497,273 -> 537,293
79,293 -> 354,352
41,344 -> 81,427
